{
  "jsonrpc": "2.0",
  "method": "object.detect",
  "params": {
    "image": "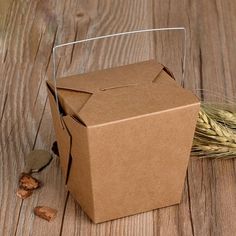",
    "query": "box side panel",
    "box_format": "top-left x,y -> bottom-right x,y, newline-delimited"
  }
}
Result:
63,116 -> 95,220
47,87 -> 71,178
88,103 -> 200,223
